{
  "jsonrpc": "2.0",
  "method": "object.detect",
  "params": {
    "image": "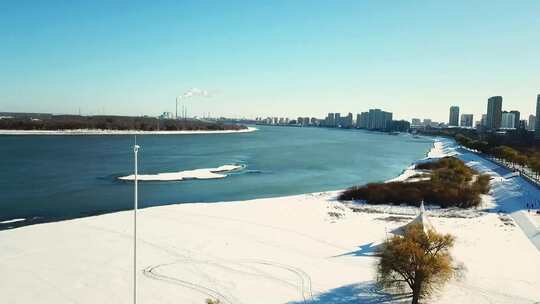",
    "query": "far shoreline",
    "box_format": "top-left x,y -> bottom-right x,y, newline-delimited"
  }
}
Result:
0,126 -> 258,136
